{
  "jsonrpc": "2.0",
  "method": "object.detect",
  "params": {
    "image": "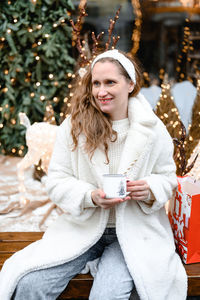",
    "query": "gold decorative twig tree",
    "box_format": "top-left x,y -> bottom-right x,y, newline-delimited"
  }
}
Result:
155,74 -> 182,141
